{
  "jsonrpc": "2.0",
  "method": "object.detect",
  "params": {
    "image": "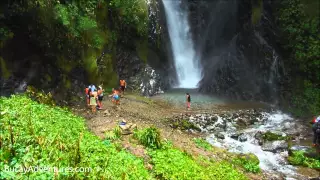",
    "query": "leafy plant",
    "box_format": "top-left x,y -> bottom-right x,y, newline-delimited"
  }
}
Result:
148,147 -> 247,180
26,86 -> 56,106
134,127 -> 162,149
232,154 -> 260,173
276,0 -> 320,115
193,138 -> 212,151
288,150 -> 320,169
0,95 -> 151,179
